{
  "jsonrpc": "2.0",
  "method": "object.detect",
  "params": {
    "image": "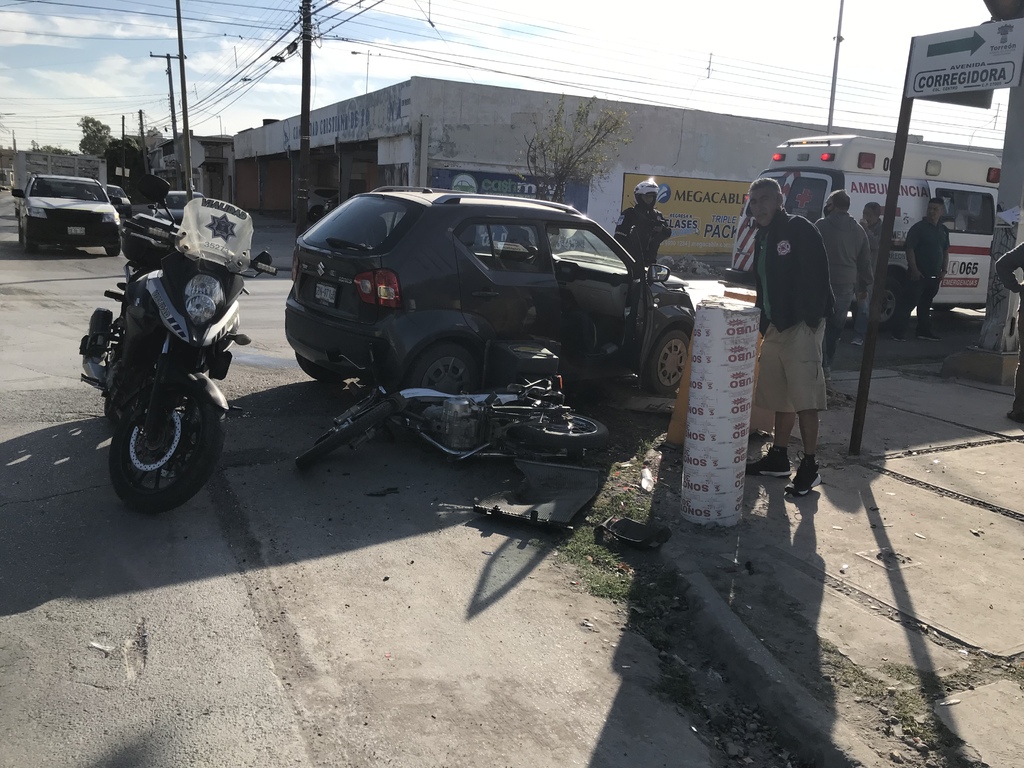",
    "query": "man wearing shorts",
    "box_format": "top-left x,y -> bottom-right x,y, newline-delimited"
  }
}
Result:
744,178 -> 834,496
